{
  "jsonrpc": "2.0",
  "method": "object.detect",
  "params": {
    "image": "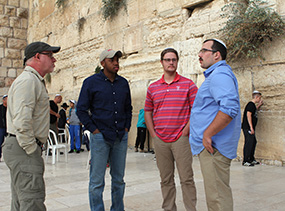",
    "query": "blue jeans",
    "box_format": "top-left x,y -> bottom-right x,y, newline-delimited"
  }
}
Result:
69,125 -> 81,150
89,132 -> 128,211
